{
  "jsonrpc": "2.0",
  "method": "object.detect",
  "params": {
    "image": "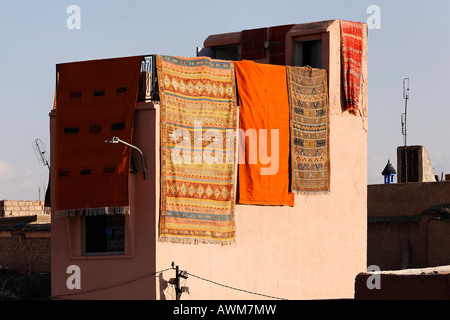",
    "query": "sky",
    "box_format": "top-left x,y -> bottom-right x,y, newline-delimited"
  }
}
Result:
1,0 -> 450,200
